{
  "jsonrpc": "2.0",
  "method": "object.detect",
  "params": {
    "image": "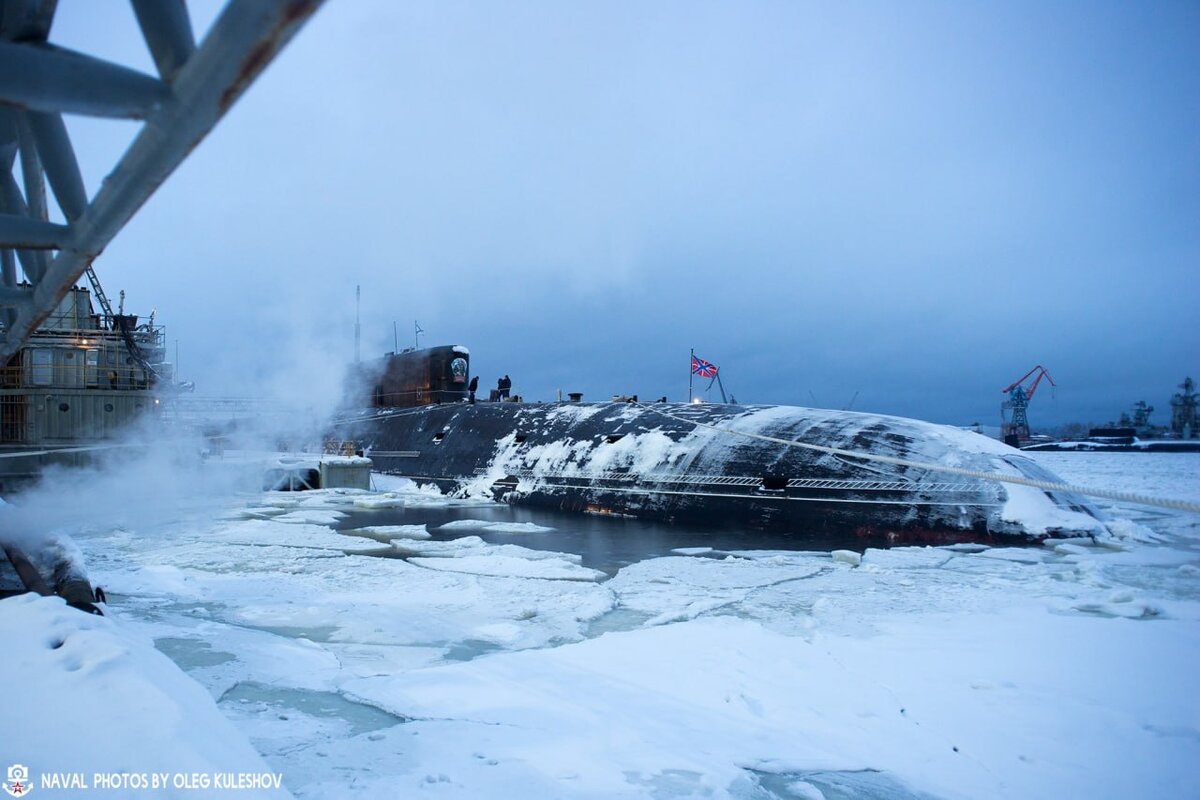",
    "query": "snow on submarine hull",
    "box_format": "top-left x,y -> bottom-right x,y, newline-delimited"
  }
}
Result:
334,347 -> 1105,547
